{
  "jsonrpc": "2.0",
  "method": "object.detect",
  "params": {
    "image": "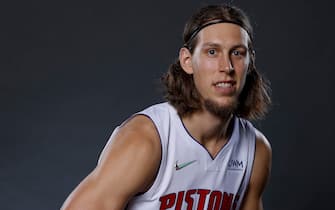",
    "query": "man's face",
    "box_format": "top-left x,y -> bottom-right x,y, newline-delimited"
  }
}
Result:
184,23 -> 250,114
